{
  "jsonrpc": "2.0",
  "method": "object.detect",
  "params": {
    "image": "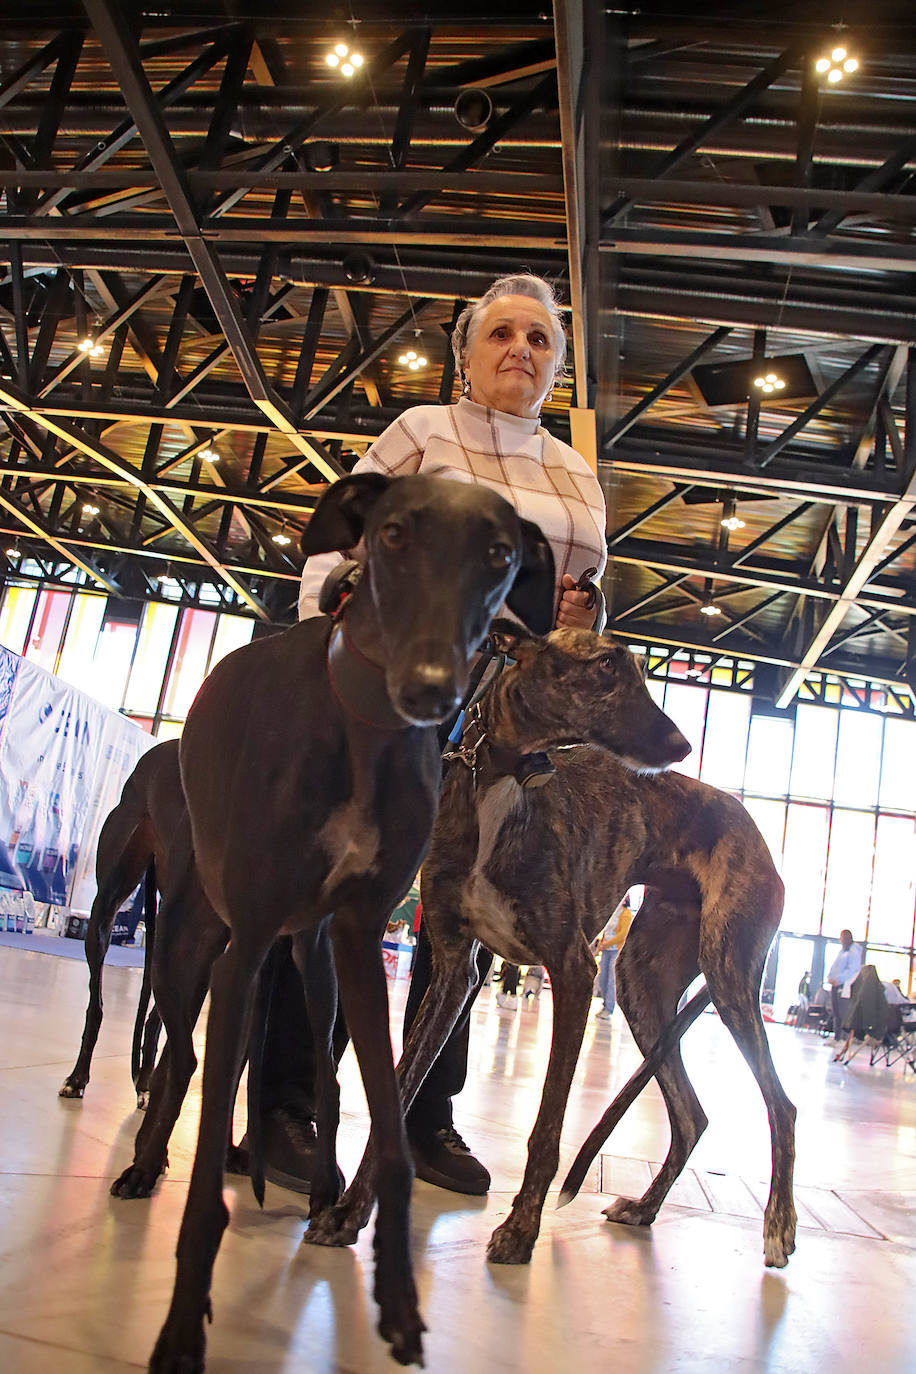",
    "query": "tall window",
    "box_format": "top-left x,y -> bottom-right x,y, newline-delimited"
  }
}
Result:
0,585 -> 37,656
